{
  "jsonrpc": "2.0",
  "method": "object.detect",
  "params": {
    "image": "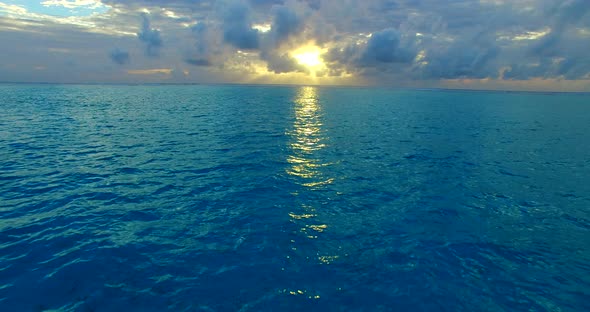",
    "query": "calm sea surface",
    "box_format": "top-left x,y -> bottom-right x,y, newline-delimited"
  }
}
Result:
1,84 -> 589,311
